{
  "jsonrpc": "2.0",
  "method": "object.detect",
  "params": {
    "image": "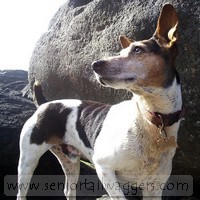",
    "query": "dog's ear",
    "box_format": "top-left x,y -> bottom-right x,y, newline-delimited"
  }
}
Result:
119,36 -> 133,48
154,4 -> 178,47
